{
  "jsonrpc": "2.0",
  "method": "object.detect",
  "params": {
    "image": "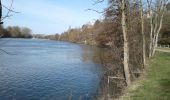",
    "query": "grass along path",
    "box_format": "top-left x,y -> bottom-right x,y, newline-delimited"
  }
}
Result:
121,52 -> 170,100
